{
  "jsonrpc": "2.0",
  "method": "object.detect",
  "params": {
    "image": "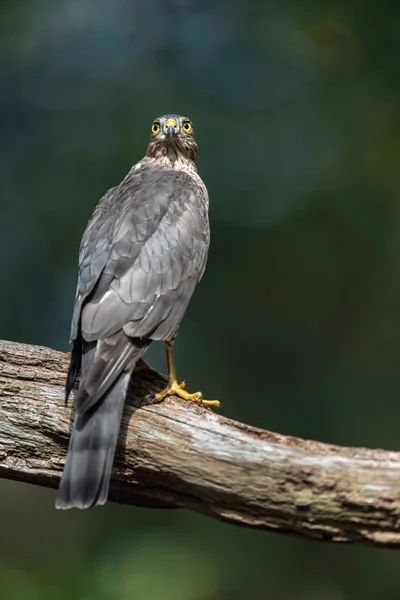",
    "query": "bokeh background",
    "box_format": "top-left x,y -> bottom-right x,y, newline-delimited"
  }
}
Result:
2,0 -> 400,598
